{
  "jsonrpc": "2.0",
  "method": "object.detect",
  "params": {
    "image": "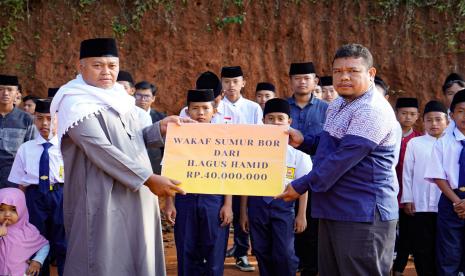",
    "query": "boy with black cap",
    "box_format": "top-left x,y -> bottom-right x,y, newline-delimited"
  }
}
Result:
255,82 -> 276,110
164,89 -> 233,276
287,62 -> 327,276
393,97 -> 422,275
401,100 -> 449,275
239,98 -> 312,276
319,76 -> 338,103
425,89 -> 465,275
9,99 -> 66,276
221,66 -> 262,124
0,74 -> 35,189
116,70 -> 136,95
217,66 -> 256,271
180,71 -> 245,124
